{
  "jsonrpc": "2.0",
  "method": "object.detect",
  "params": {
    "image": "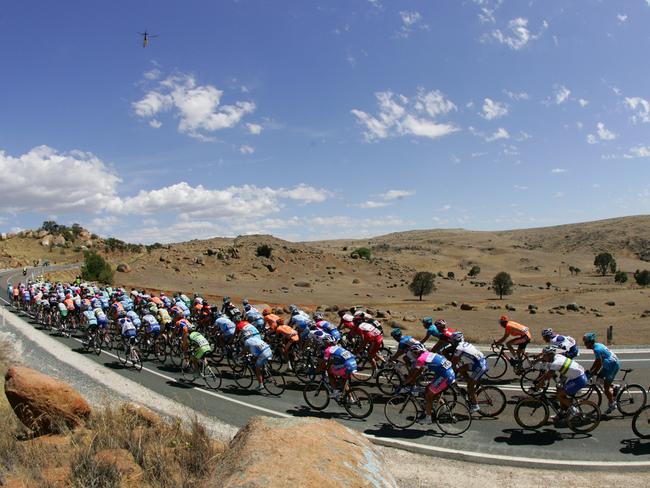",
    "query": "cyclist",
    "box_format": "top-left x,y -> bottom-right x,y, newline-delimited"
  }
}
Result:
188,325 -> 213,373
264,311 -> 299,367
141,312 -> 161,343
420,318 -> 457,353
244,303 -> 265,332
389,328 -> 426,368
403,350 -> 456,425
541,328 -> 579,358
450,332 -> 488,413
583,332 -> 620,414
119,315 -> 138,346
534,345 -> 588,417
241,332 -> 273,391
494,315 -> 531,365
215,312 -> 237,347
320,336 -> 357,400
349,316 -> 384,370
313,312 -> 341,341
